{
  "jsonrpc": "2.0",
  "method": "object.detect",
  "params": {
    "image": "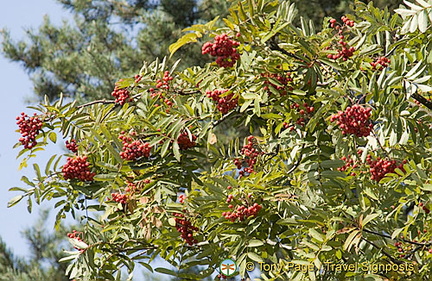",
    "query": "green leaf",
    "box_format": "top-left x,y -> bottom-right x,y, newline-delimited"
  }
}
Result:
247,239 -> 264,247
173,141 -> 181,161
48,131 -> 57,143
7,195 -> 24,207
309,228 -> 324,242
155,268 -> 178,276
247,252 -> 263,262
361,213 -> 379,228
320,160 -> 344,169
421,184 -> 432,191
